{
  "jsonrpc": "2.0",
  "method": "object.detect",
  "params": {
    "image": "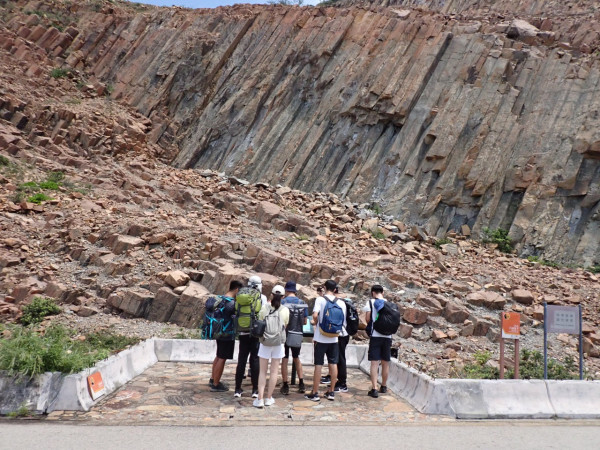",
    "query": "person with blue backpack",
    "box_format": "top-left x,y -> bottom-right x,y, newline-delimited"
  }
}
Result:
305,279 -> 346,402
209,280 -> 243,392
